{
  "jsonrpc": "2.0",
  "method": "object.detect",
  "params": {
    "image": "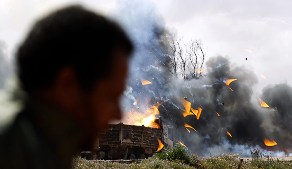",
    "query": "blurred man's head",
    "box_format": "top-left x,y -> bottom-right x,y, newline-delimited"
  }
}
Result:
16,5 -> 133,145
